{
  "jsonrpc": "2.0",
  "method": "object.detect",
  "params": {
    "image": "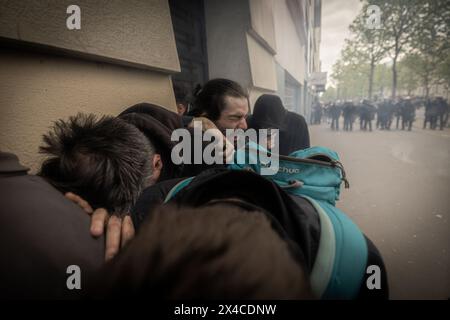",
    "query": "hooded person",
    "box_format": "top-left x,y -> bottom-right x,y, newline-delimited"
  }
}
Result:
248,94 -> 287,131
248,94 -> 310,155
119,102 -> 234,179
119,103 -> 184,181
